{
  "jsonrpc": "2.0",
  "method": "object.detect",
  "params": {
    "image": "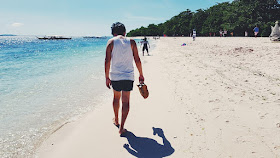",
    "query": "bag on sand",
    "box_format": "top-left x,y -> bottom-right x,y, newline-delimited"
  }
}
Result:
137,83 -> 149,99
